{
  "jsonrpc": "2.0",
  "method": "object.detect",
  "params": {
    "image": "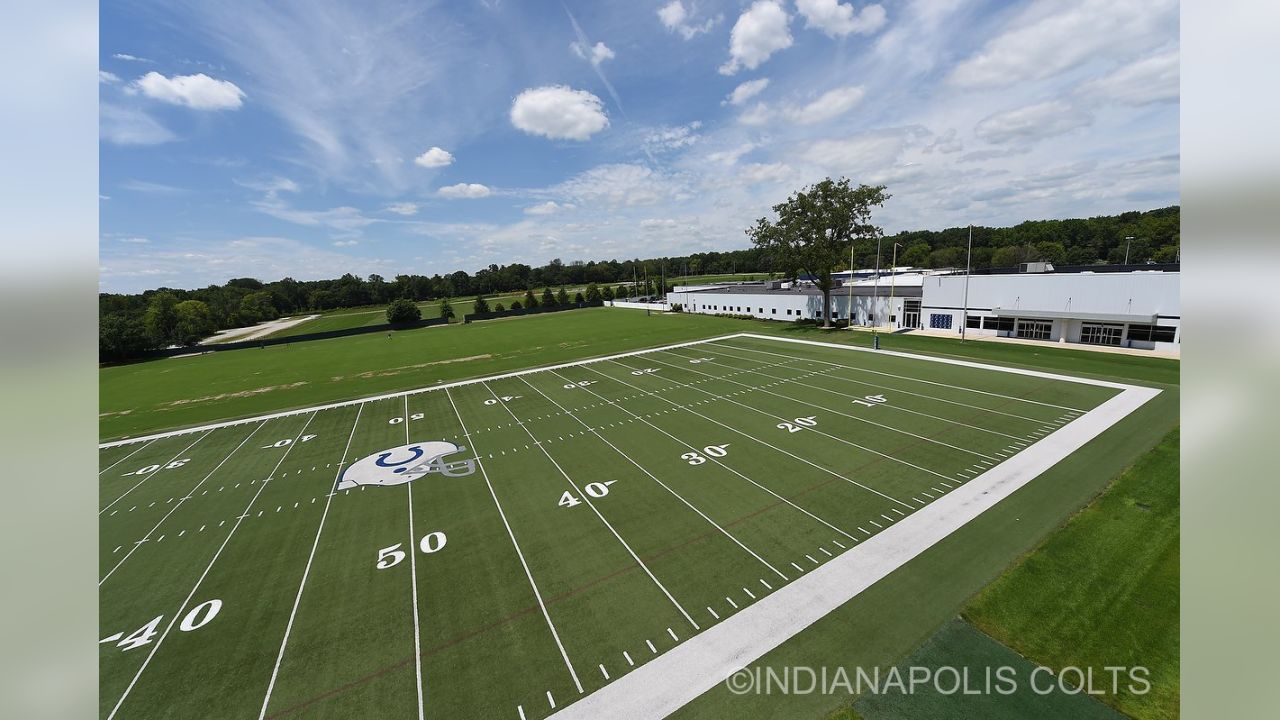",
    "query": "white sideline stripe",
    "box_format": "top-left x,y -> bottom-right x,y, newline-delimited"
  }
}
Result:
481,380 -> 698,631
99,437 -> 157,476
531,372 -> 789,581
404,396 -> 425,720
656,350 -> 998,464
708,341 -> 1059,424
100,423 -> 265,585
699,344 -> 1029,442
258,407 -> 363,720
99,334 -> 751,449
109,412 -> 318,719
544,383 -> 1160,720
574,365 -> 857,542
101,431 -> 211,515
444,388 -> 584,695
